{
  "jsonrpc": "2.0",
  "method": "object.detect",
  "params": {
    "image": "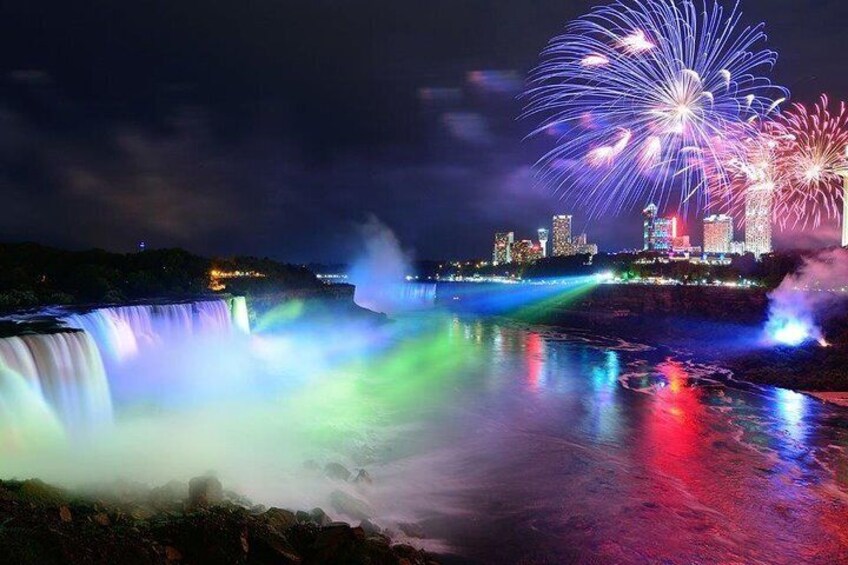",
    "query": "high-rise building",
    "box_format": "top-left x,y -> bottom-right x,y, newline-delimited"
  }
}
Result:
575,242 -> 599,256
552,215 -> 573,256
745,186 -> 773,258
643,204 -> 676,251
493,231 -> 514,265
642,204 -> 657,250
671,235 -> 690,251
529,242 -> 543,262
569,233 -> 596,255
730,240 -> 746,255
510,240 -> 541,264
703,214 -> 733,254
537,228 -> 549,258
